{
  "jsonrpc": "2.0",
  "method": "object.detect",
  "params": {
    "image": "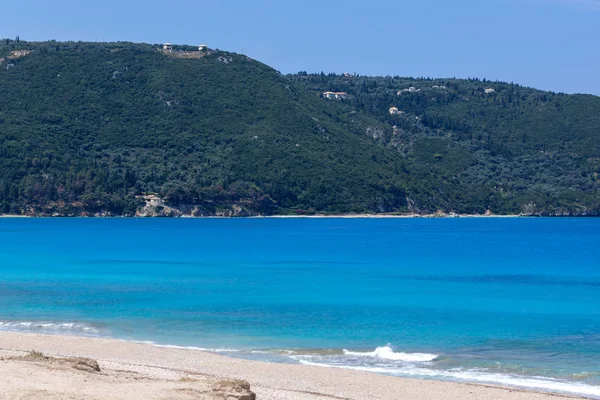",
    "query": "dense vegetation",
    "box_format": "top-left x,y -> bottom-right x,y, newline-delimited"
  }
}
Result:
0,40 -> 598,216
290,73 -> 600,215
